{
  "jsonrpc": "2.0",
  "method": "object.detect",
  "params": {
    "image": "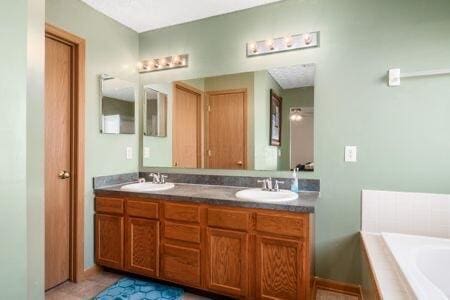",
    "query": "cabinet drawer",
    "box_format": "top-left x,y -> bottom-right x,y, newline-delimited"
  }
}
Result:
95,197 -> 124,215
207,208 -> 250,231
164,222 -> 200,244
256,213 -> 305,238
127,200 -> 158,219
164,203 -> 200,223
161,244 -> 201,287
